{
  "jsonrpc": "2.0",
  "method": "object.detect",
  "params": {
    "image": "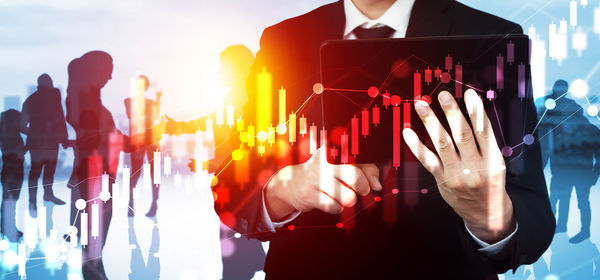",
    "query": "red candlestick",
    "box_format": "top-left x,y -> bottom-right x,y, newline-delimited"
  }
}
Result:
414,71 -> 421,100
351,115 -> 359,157
341,132 -> 348,164
455,63 -> 463,98
361,109 -> 369,137
403,102 -> 411,129
393,106 -> 400,169
372,105 -> 380,126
